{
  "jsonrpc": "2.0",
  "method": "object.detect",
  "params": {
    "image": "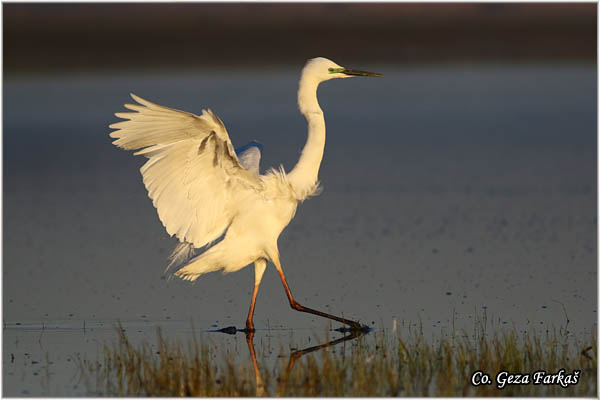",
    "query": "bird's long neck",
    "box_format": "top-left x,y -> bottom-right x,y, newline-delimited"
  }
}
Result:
288,75 -> 325,198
